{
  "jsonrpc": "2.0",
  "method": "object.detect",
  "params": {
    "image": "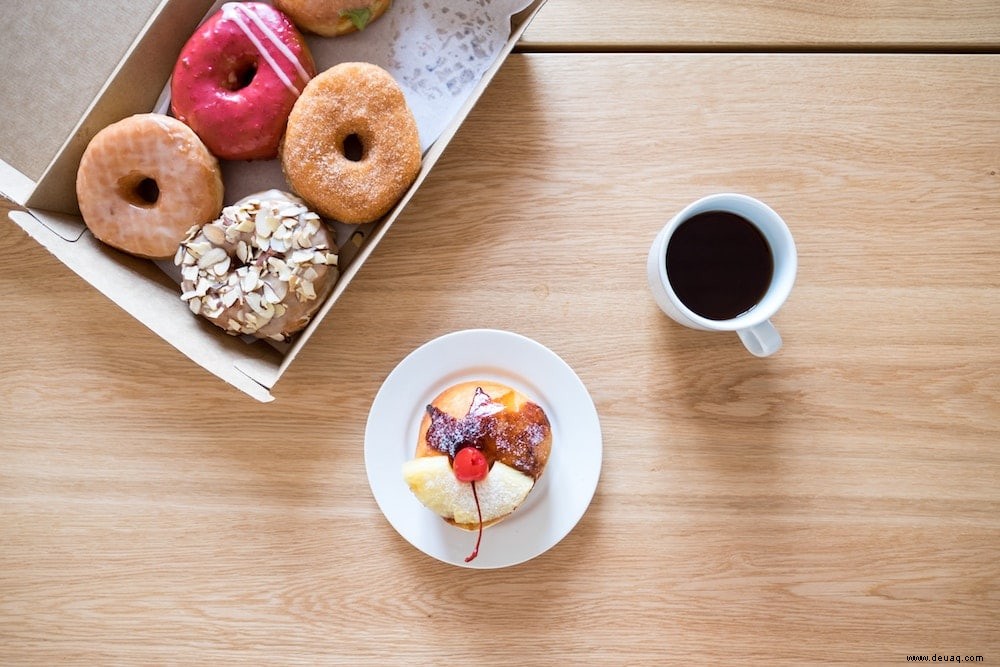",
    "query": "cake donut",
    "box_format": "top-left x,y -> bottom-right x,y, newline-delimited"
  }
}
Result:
281,62 -> 421,224
174,190 -> 339,341
273,0 -> 392,36
170,2 -> 316,160
401,381 -> 552,561
76,113 -> 223,259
